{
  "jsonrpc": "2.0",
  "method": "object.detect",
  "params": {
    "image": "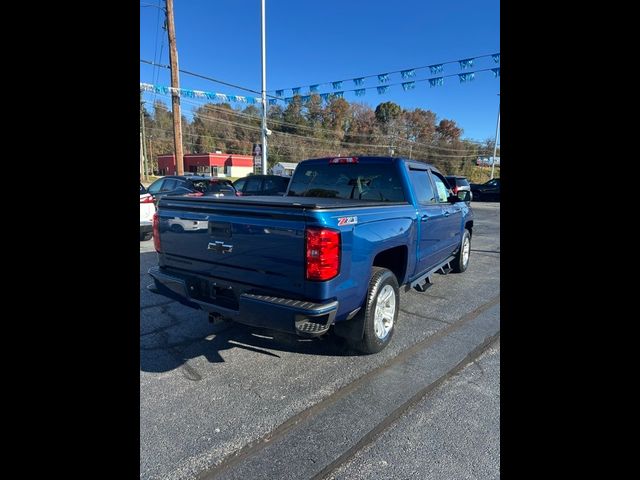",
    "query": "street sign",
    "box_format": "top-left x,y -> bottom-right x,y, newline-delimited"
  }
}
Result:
253,144 -> 263,174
